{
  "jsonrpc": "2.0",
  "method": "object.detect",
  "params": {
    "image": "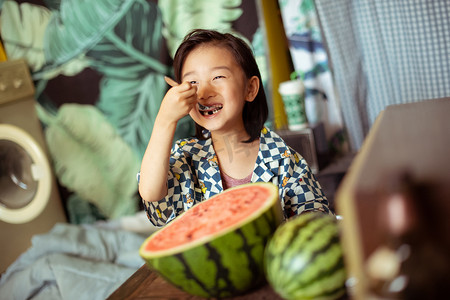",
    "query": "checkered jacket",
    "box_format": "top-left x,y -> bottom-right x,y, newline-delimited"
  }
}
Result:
142,127 -> 331,226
